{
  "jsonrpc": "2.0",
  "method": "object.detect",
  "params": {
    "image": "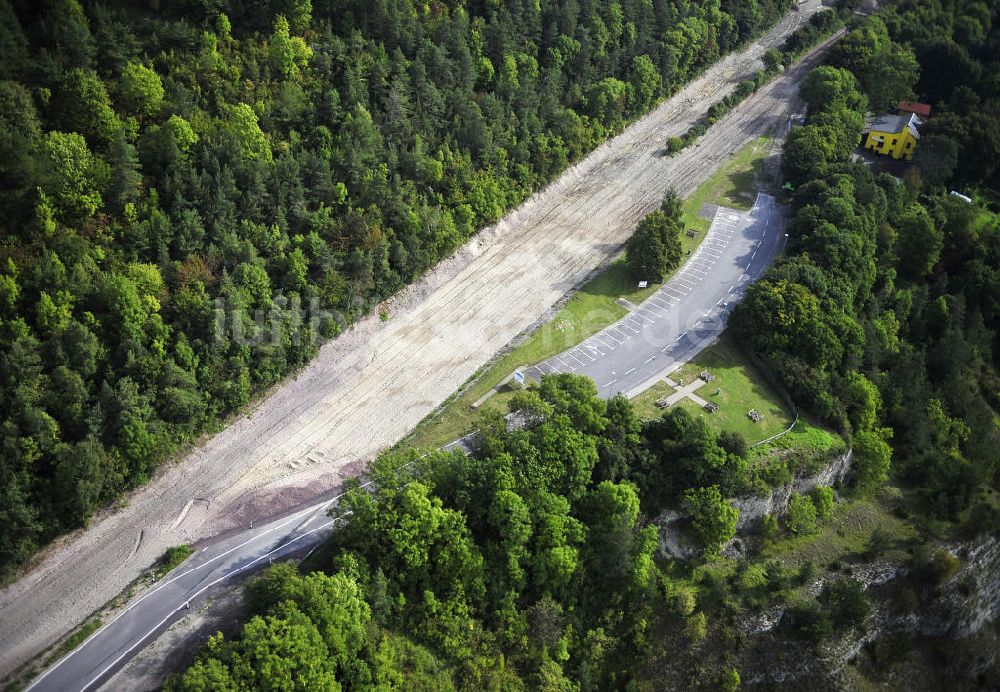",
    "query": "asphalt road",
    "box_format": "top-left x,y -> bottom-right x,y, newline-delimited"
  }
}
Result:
26,195 -> 785,692
39,227 -> 790,687
26,499 -> 344,692
27,199 -> 781,692
525,193 -> 785,398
